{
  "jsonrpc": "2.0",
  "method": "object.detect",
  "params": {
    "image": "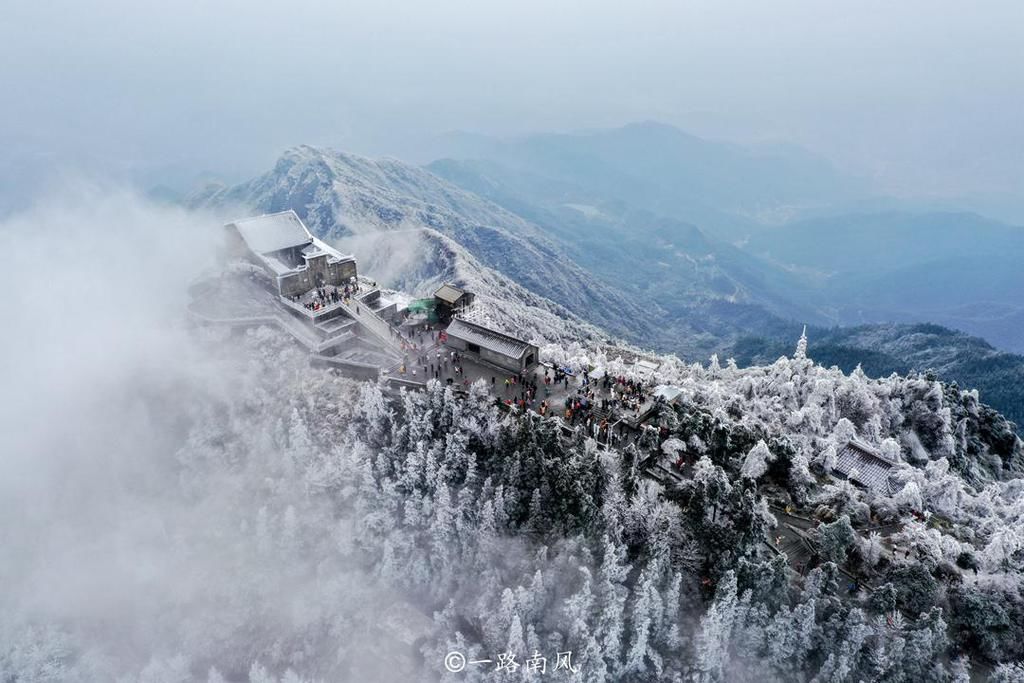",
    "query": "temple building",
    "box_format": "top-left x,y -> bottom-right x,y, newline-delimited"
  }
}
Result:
433,284 -> 475,321
832,440 -> 900,495
225,210 -> 357,297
